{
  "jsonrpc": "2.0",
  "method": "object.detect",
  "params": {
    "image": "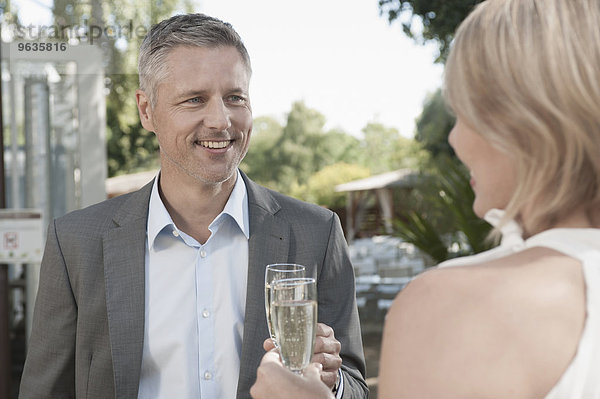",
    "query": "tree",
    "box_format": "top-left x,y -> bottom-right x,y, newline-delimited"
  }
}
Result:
360,122 -> 429,174
414,89 -> 455,159
241,102 -> 326,193
277,101 -> 330,188
241,101 -> 429,208
360,122 -> 401,174
241,101 -> 364,195
378,0 -> 484,62
320,128 -> 366,171
290,163 -> 371,209
240,116 -> 284,189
